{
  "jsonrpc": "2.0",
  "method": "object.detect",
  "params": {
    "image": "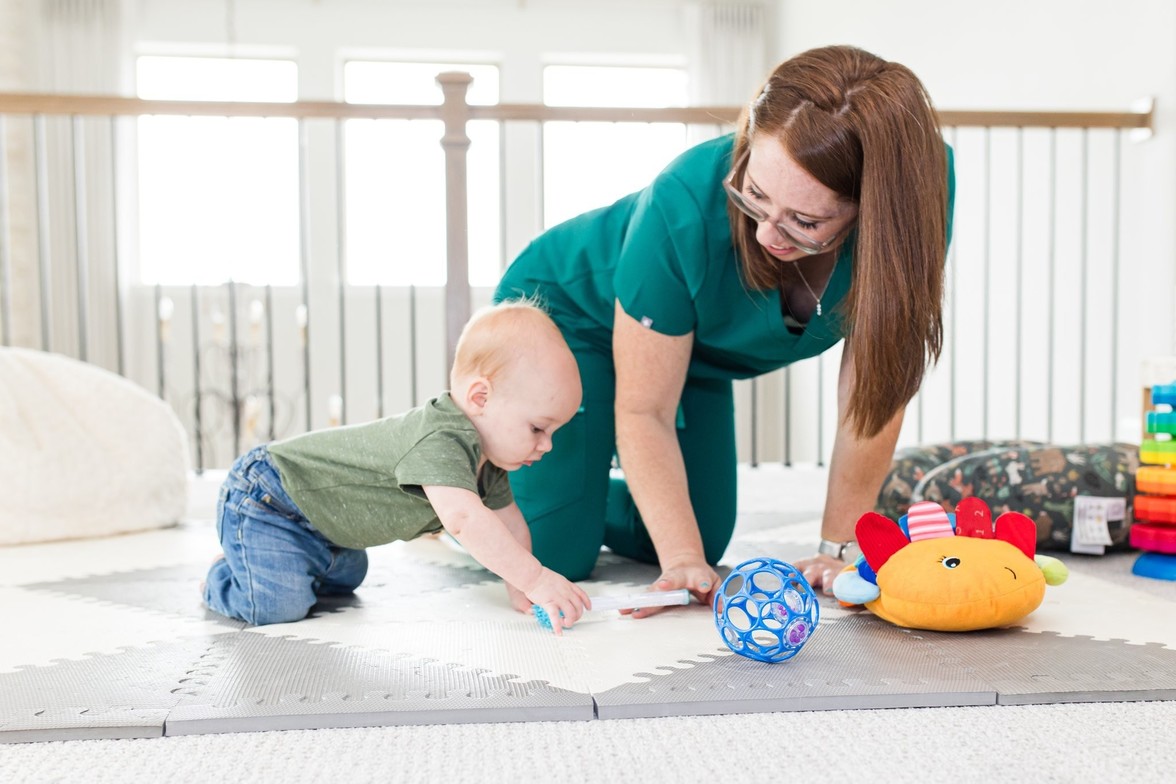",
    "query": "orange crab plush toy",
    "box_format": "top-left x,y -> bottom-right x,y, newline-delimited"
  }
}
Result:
831,498 -> 1069,632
